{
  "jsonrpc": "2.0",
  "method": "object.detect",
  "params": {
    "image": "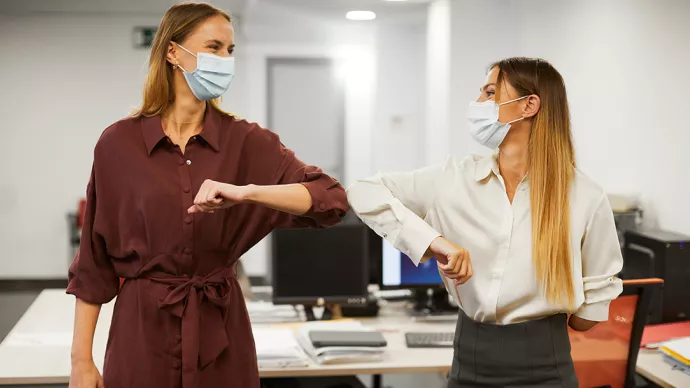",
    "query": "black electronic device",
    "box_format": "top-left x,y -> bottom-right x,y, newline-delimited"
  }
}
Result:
405,332 -> 455,348
623,228 -> 690,323
308,330 -> 387,348
271,224 -> 369,310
